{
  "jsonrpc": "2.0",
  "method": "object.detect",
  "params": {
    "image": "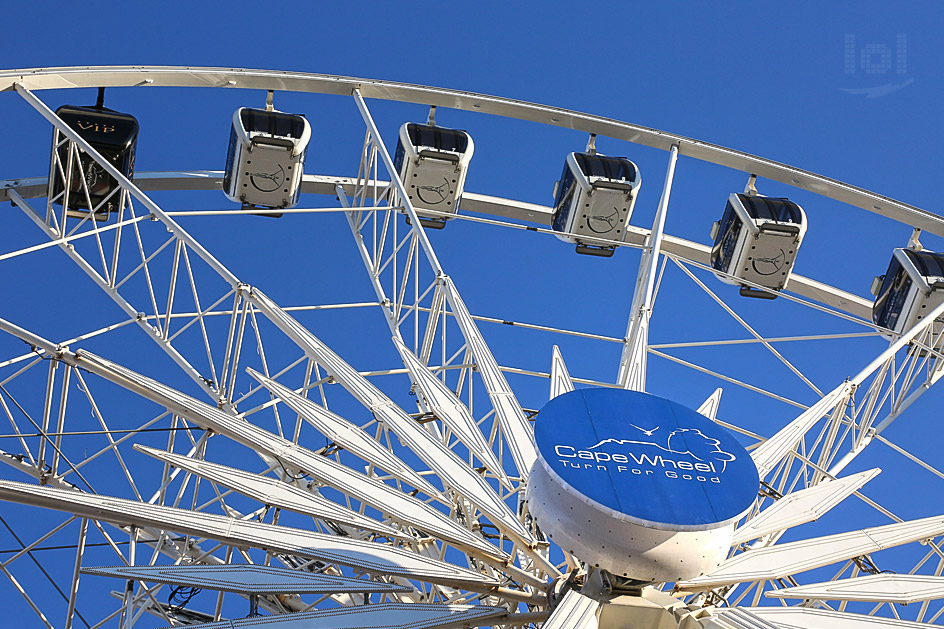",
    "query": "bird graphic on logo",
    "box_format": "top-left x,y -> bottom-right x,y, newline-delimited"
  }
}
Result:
751,249 -> 786,276
630,424 -> 659,437
416,177 -> 450,205
250,165 -> 286,192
